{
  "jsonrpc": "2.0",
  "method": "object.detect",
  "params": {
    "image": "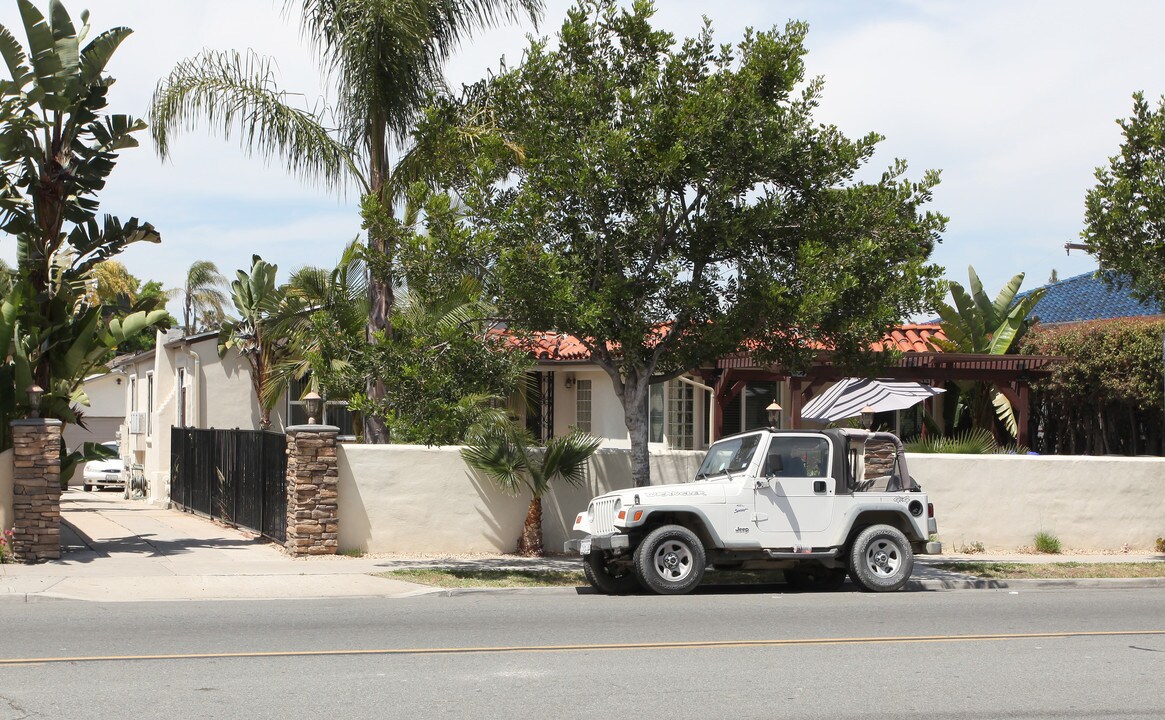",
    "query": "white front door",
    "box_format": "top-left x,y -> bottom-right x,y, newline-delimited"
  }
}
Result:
753,435 -> 835,546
